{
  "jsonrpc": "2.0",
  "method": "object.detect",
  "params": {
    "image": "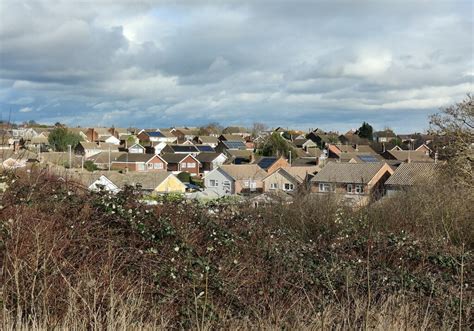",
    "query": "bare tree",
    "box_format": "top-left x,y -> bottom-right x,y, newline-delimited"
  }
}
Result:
430,94 -> 473,188
250,122 -> 267,137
